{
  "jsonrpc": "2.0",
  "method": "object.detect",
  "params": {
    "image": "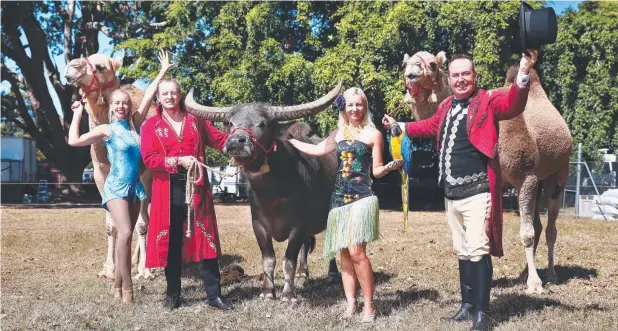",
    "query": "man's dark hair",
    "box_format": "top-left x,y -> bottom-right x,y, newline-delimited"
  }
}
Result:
448,54 -> 476,73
